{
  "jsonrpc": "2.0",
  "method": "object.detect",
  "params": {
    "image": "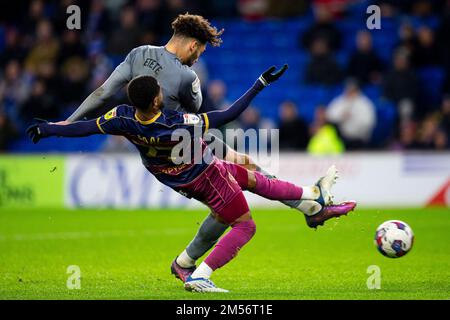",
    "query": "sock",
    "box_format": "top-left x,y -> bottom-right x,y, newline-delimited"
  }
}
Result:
176,249 -> 196,268
255,166 -> 318,211
298,200 -> 323,216
191,262 -> 213,279
185,213 -> 228,261
203,219 -> 256,272
300,186 -> 320,200
253,171 -> 303,200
